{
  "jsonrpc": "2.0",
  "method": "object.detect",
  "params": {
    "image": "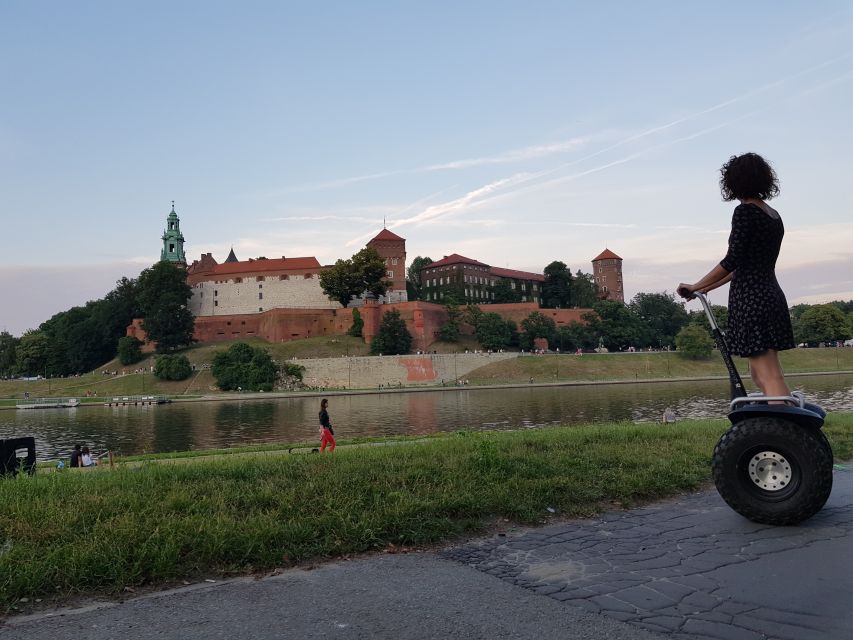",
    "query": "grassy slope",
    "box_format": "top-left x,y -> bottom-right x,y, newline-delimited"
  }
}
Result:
2,341 -> 852,401
2,413 -> 852,610
466,348 -> 853,385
